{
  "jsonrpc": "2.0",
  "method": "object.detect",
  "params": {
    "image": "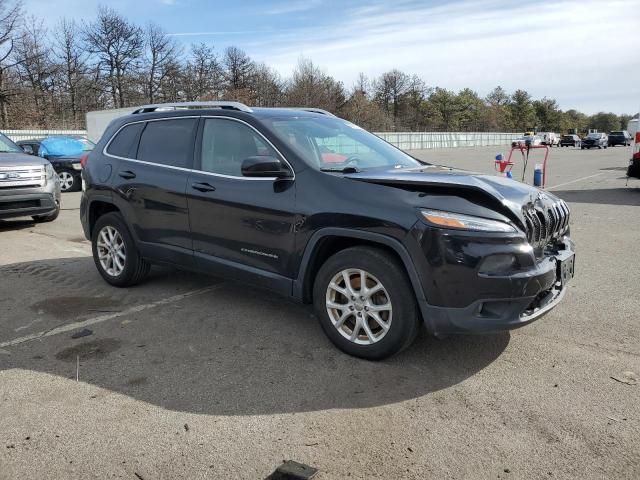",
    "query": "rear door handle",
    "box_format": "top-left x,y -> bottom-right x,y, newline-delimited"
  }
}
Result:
191,182 -> 216,192
118,170 -> 136,179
